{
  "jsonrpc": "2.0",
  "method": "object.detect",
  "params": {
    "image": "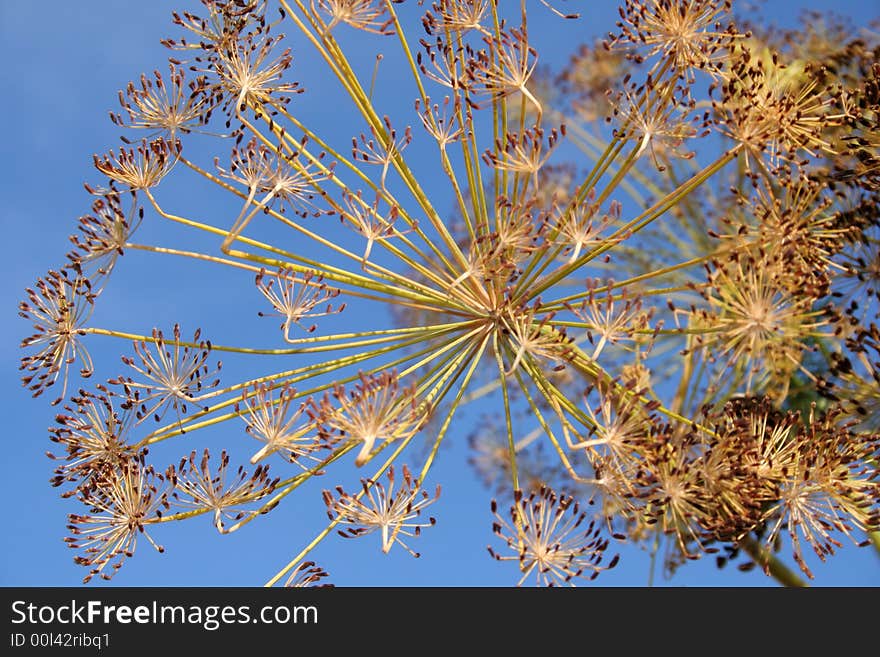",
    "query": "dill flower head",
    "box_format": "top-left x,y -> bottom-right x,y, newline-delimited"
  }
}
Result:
713,173 -> 853,290
111,63 -> 211,139
163,0 -> 271,56
314,0 -> 394,35
255,268 -> 345,337
489,487 -> 619,586
92,138 -> 181,192
567,380 -> 656,485
317,371 -> 428,467
237,383 -> 325,465
608,0 -> 737,78
67,194 -> 143,282
423,0 -> 490,35
213,31 -> 300,113
467,26 -> 541,115
607,77 -> 700,170
19,268 -> 95,404
685,252 -> 829,397
713,43 -> 842,169
323,464 -> 440,557
66,457 -> 169,583
759,405 -> 879,578
169,449 -> 279,533
113,324 -> 222,426
49,387 -> 139,492
835,216 -> 880,320
823,323 -> 880,431
284,561 -> 333,587
699,396 -> 880,578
